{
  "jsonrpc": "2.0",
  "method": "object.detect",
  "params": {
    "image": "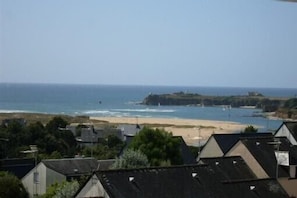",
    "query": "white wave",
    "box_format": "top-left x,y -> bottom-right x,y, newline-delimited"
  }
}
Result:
112,108 -> 175,113
0,109 -> 34,113
82,110 -> 131,117
83,110 -> 111,114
